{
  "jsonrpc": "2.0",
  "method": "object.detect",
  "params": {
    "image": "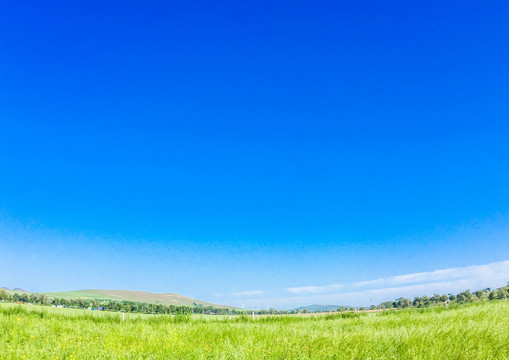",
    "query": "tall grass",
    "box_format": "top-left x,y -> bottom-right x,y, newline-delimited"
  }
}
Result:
1,300 -> 508,359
